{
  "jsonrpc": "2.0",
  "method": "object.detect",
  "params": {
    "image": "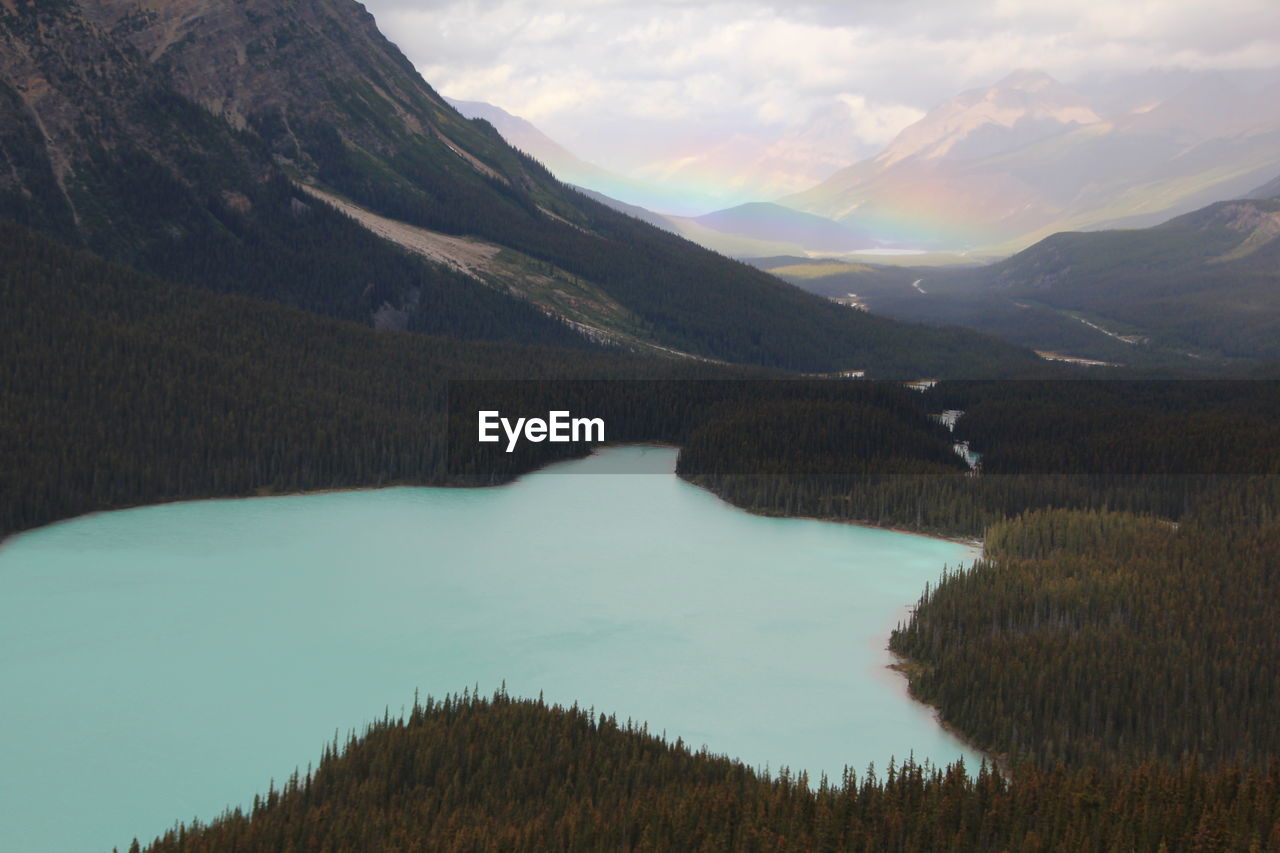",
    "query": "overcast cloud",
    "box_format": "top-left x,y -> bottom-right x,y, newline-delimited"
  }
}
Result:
359,0 -> 1280,198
